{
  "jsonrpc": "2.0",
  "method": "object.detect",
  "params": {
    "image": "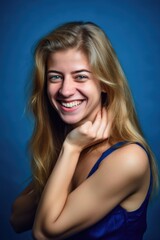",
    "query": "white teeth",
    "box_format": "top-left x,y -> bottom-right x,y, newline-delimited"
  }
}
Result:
61,101 -> 82,108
